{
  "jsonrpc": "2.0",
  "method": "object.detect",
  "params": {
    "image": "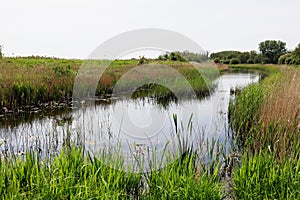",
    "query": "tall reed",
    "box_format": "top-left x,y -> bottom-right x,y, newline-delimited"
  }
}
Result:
230,66 -> 300,199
